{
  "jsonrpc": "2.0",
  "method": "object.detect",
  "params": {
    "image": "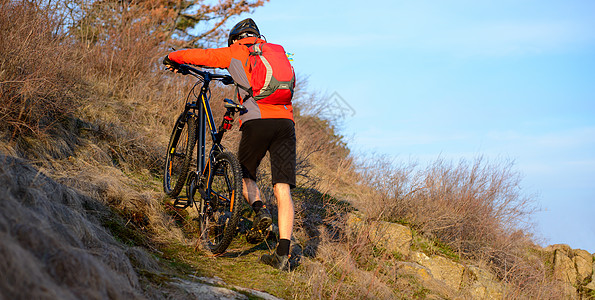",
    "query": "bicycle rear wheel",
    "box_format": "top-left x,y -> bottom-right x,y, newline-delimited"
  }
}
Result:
163,114 -> 196,197
198,151 -> 243,254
